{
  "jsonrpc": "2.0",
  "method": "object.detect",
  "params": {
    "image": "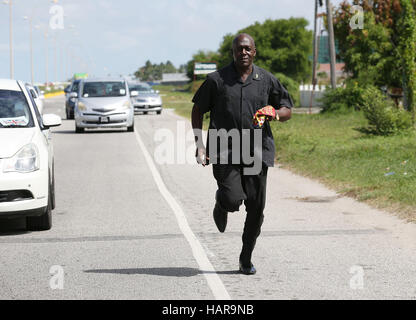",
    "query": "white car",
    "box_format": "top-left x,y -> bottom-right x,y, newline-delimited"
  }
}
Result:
0,79 -> 61,230
72,78 -> 136,133
128,82 -> 162,115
